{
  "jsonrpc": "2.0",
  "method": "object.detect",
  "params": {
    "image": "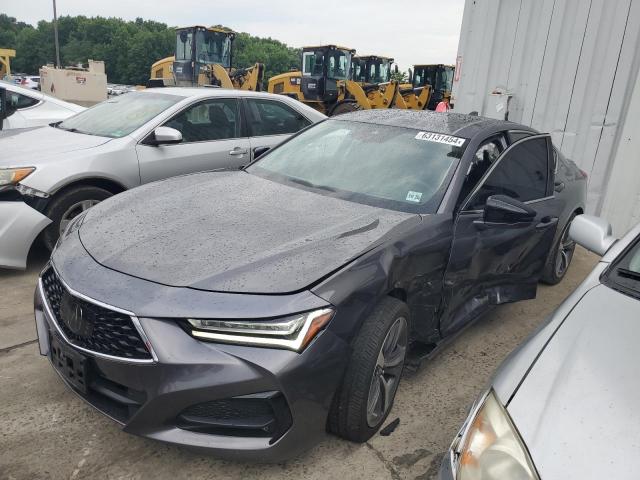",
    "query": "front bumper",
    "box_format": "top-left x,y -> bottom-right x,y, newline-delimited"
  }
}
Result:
0,201 -> 51,269
34,264 -> 349,462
